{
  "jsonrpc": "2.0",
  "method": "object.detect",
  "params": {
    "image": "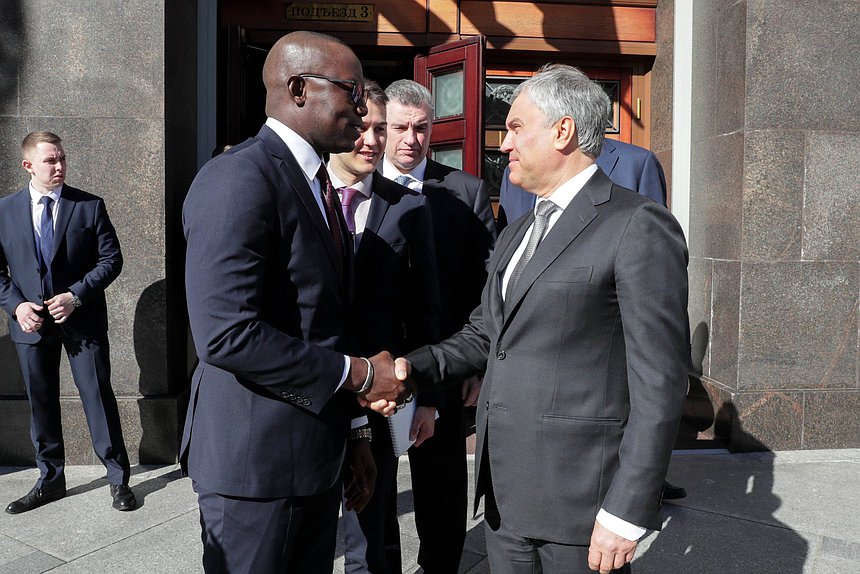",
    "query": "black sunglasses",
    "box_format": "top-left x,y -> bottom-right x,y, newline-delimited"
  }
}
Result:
299,74 -> 366,106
